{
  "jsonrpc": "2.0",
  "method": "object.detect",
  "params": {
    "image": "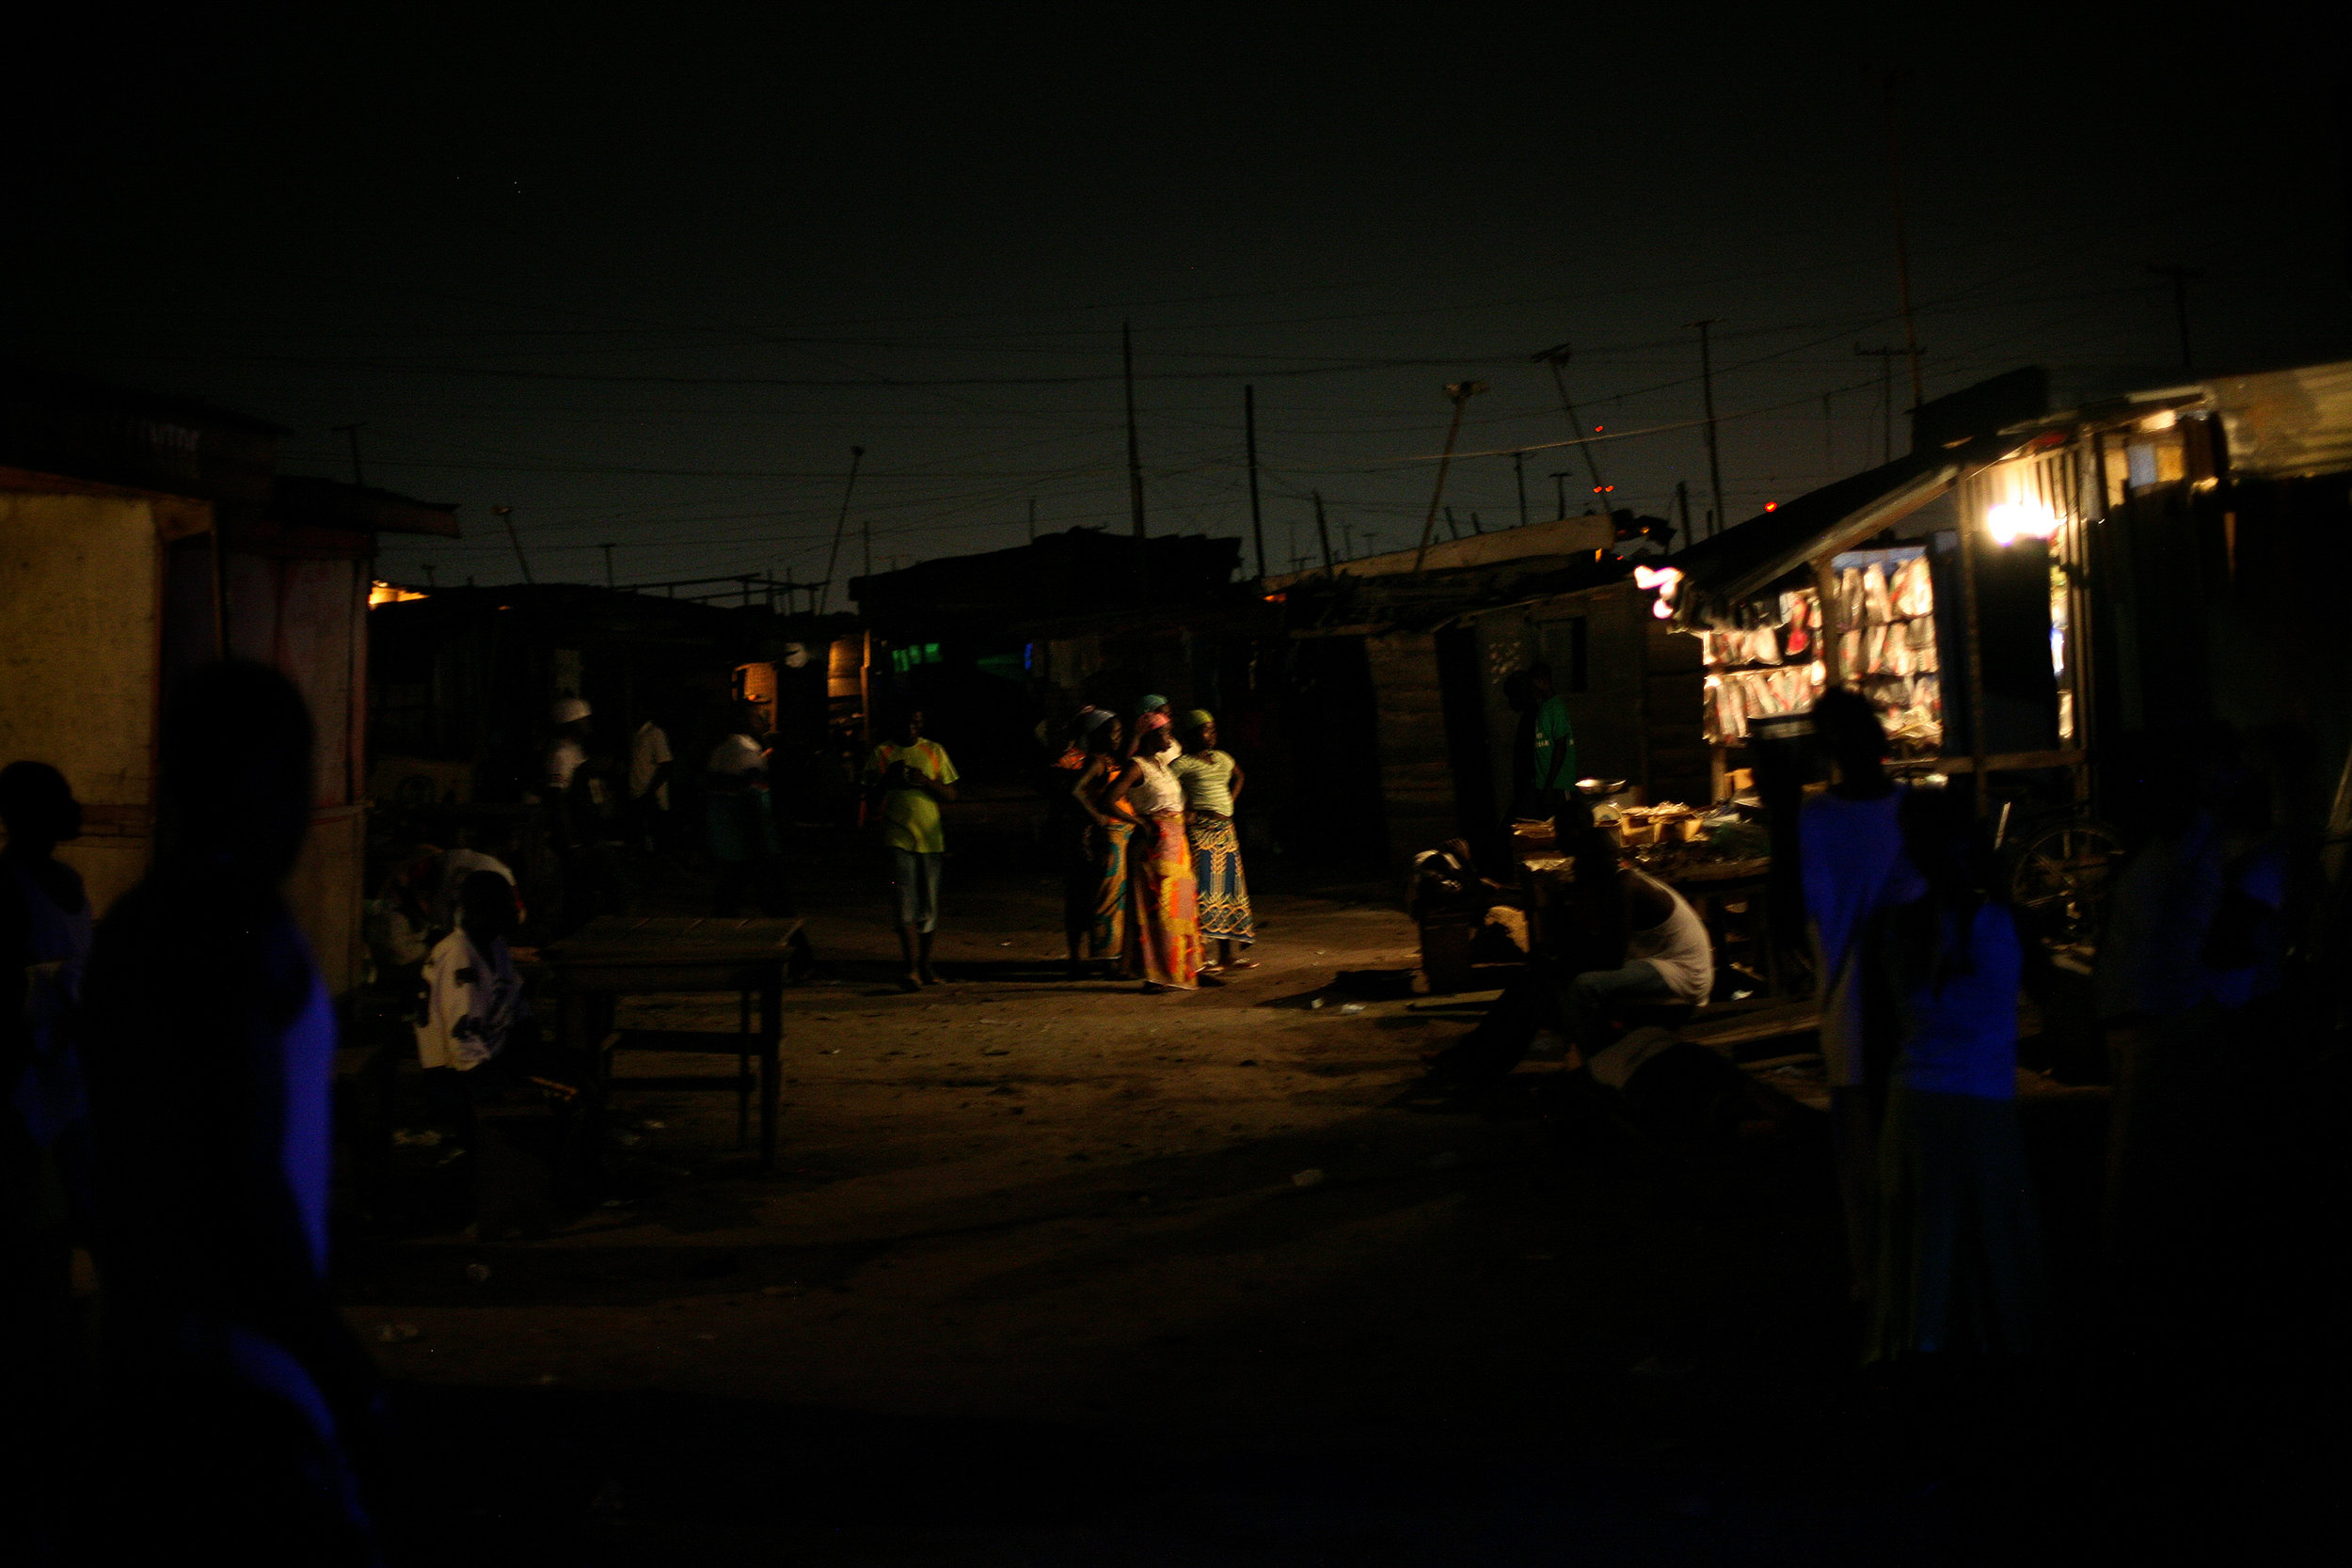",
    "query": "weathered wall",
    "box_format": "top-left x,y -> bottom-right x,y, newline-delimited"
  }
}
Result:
1363,630 -> 1455,865
224,552 -> 368,991
0,490 -> 163,914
